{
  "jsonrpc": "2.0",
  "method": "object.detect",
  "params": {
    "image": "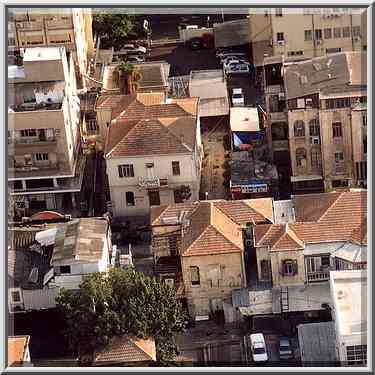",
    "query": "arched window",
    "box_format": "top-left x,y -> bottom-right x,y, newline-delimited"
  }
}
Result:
309,118 -> 320,136
296,148 -> 307,167
294,120 -> 305,137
